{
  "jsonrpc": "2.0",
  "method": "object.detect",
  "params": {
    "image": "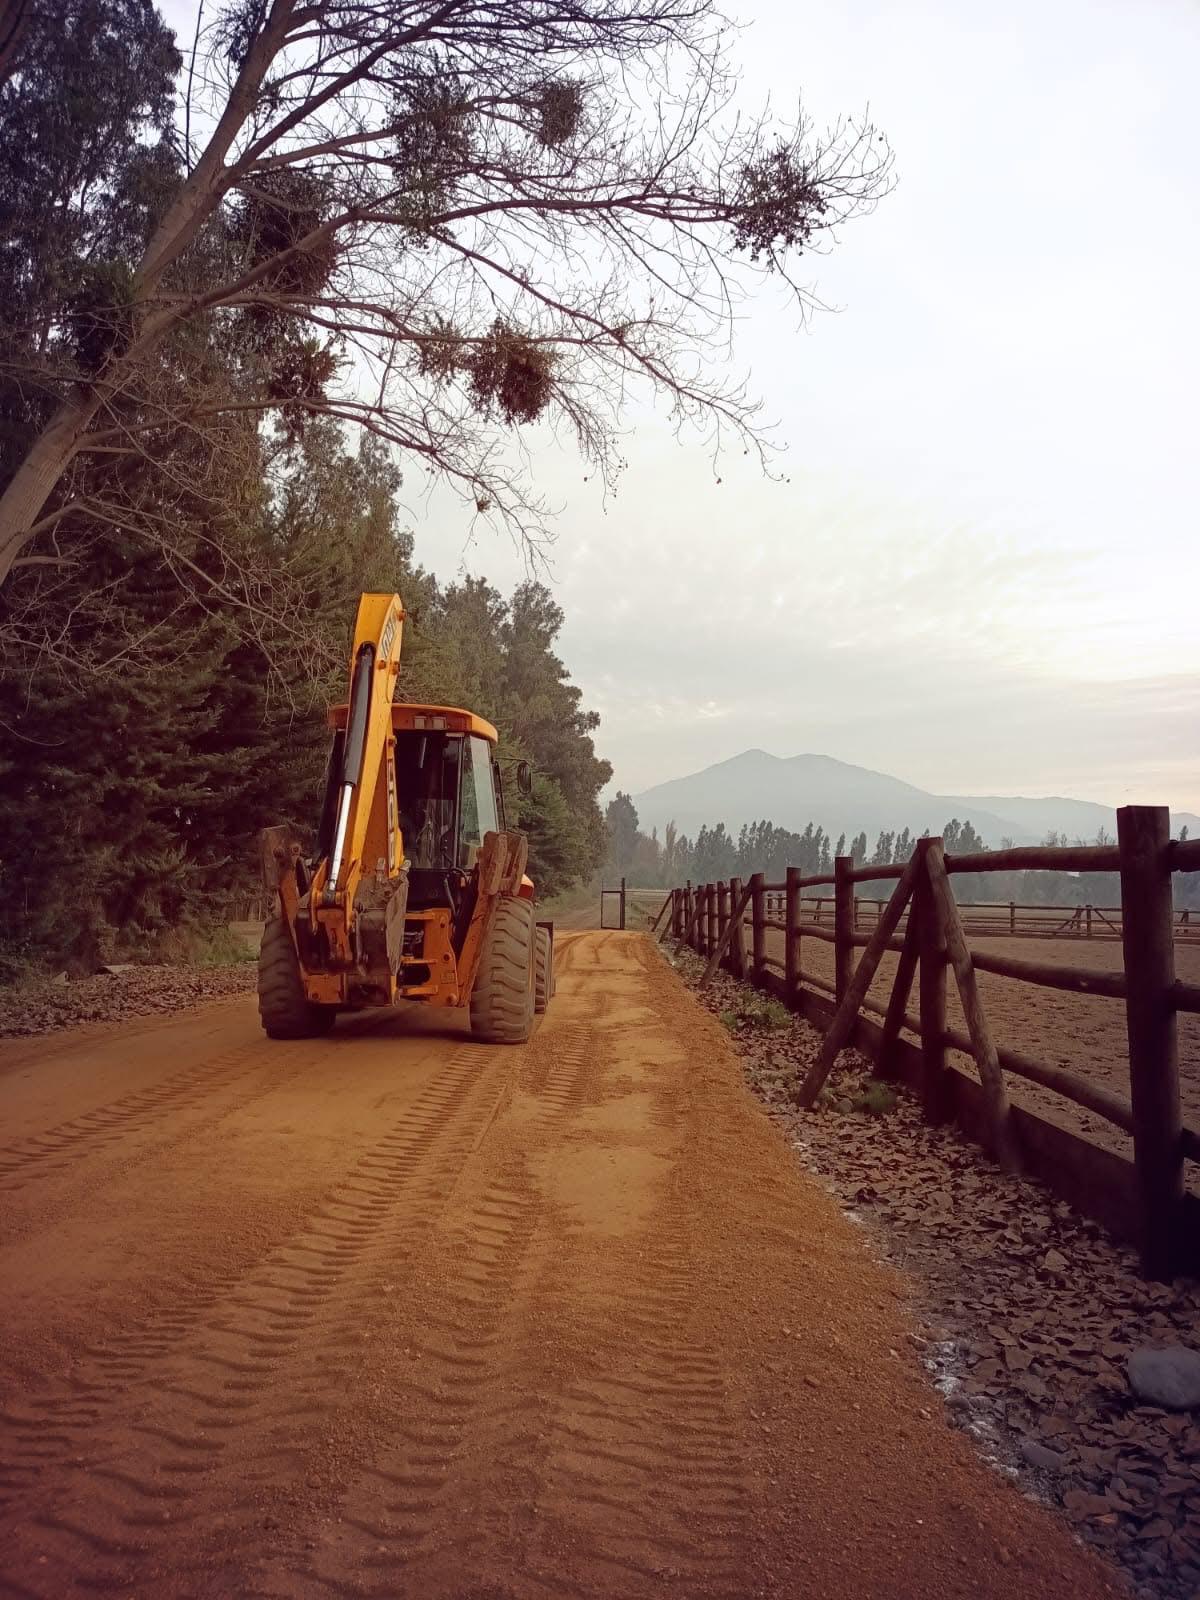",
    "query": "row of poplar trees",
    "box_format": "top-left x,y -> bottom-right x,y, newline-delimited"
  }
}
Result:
0,0 -> 609,973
